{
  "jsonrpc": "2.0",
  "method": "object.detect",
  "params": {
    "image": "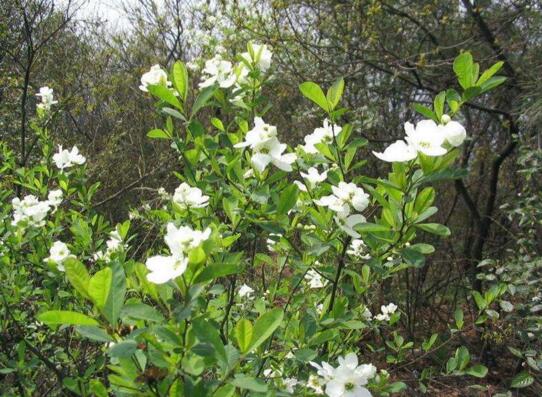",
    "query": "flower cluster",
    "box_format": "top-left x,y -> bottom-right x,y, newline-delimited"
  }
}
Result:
93,230 -> 125,262
310,353 -> 377,397
11,190 -> 63,227
53,145 -> 86,170
36,86 -> 58,111
374,303 -> 398,321
315,182 -> 370,238
145,223 -> 210,284
347,239 -> 370,260
139,64 -> 171,92
373,117 -> 466,162
234,117 -> 297,173
172,182 -> 209,209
